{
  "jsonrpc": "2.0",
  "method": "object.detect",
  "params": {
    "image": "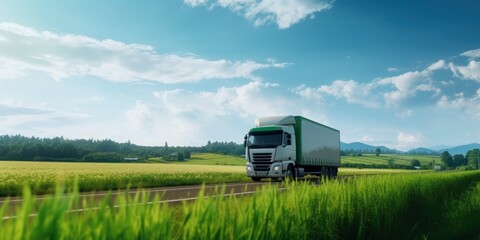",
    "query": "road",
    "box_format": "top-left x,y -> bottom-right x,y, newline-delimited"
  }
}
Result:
0,176 -> 353,220
1,181 -> 289,220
